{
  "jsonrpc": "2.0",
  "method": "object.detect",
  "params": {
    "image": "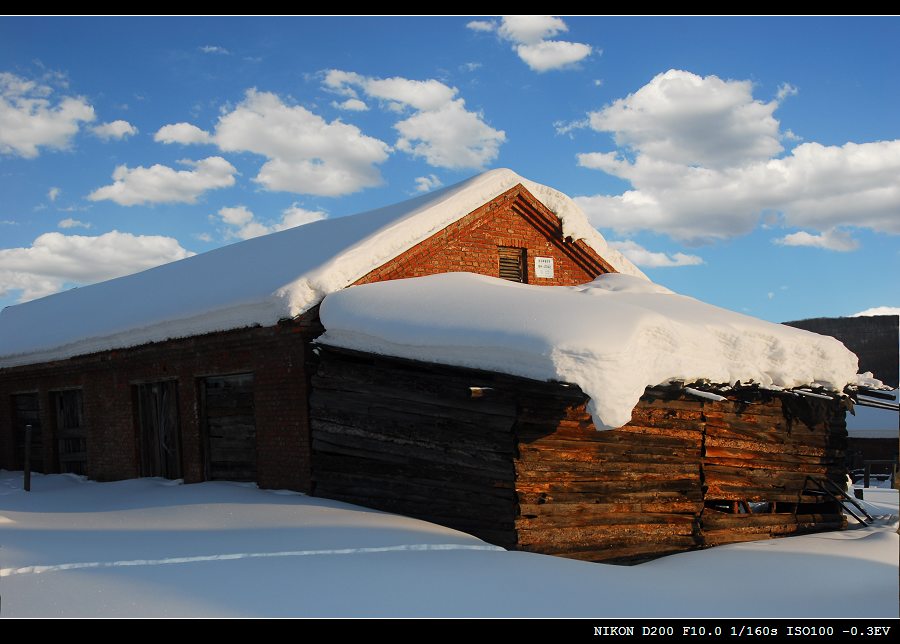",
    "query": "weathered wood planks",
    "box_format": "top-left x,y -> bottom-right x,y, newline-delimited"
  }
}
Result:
310,346 -> 848,565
